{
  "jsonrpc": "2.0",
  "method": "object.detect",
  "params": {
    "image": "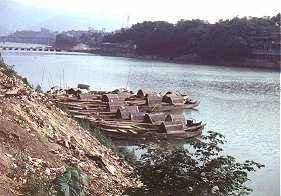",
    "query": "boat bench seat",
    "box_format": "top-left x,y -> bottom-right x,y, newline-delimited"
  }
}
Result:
116,106 -> 139,120
129,111 -> 146,122
145,94 -> 162,106
159,121 -> 185,133
102,94 -> 120,102
137,89 -> 153,98
116,91 -> 132,100
143,112 -> 166,125
162,94 -> 184,105
106,101 -> 125,112
165,114 -> 186,126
